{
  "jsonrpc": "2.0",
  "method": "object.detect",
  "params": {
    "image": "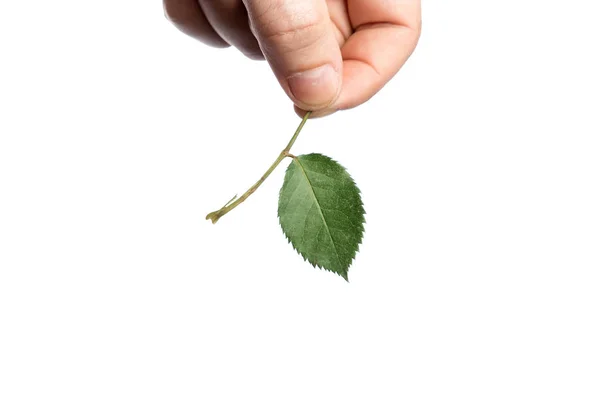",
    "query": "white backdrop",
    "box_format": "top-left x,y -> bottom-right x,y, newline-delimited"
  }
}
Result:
1,1 -> 599,399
